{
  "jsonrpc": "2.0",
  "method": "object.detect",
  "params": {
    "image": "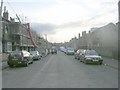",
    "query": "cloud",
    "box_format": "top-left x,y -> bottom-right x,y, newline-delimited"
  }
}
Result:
56,7 -> 118,29
31,23 -> 57,35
